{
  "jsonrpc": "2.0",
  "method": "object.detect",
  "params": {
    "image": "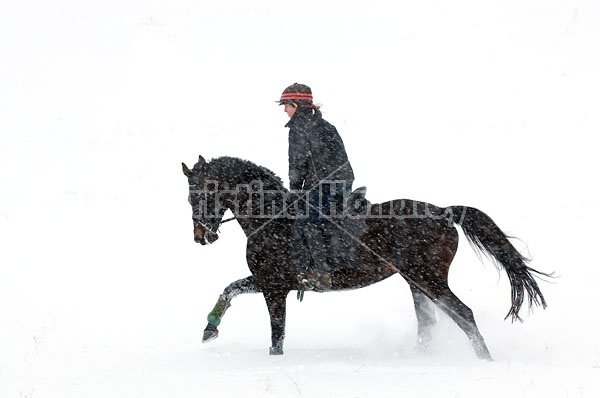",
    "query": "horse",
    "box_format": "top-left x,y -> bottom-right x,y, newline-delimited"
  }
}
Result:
181,155 -> 550,359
